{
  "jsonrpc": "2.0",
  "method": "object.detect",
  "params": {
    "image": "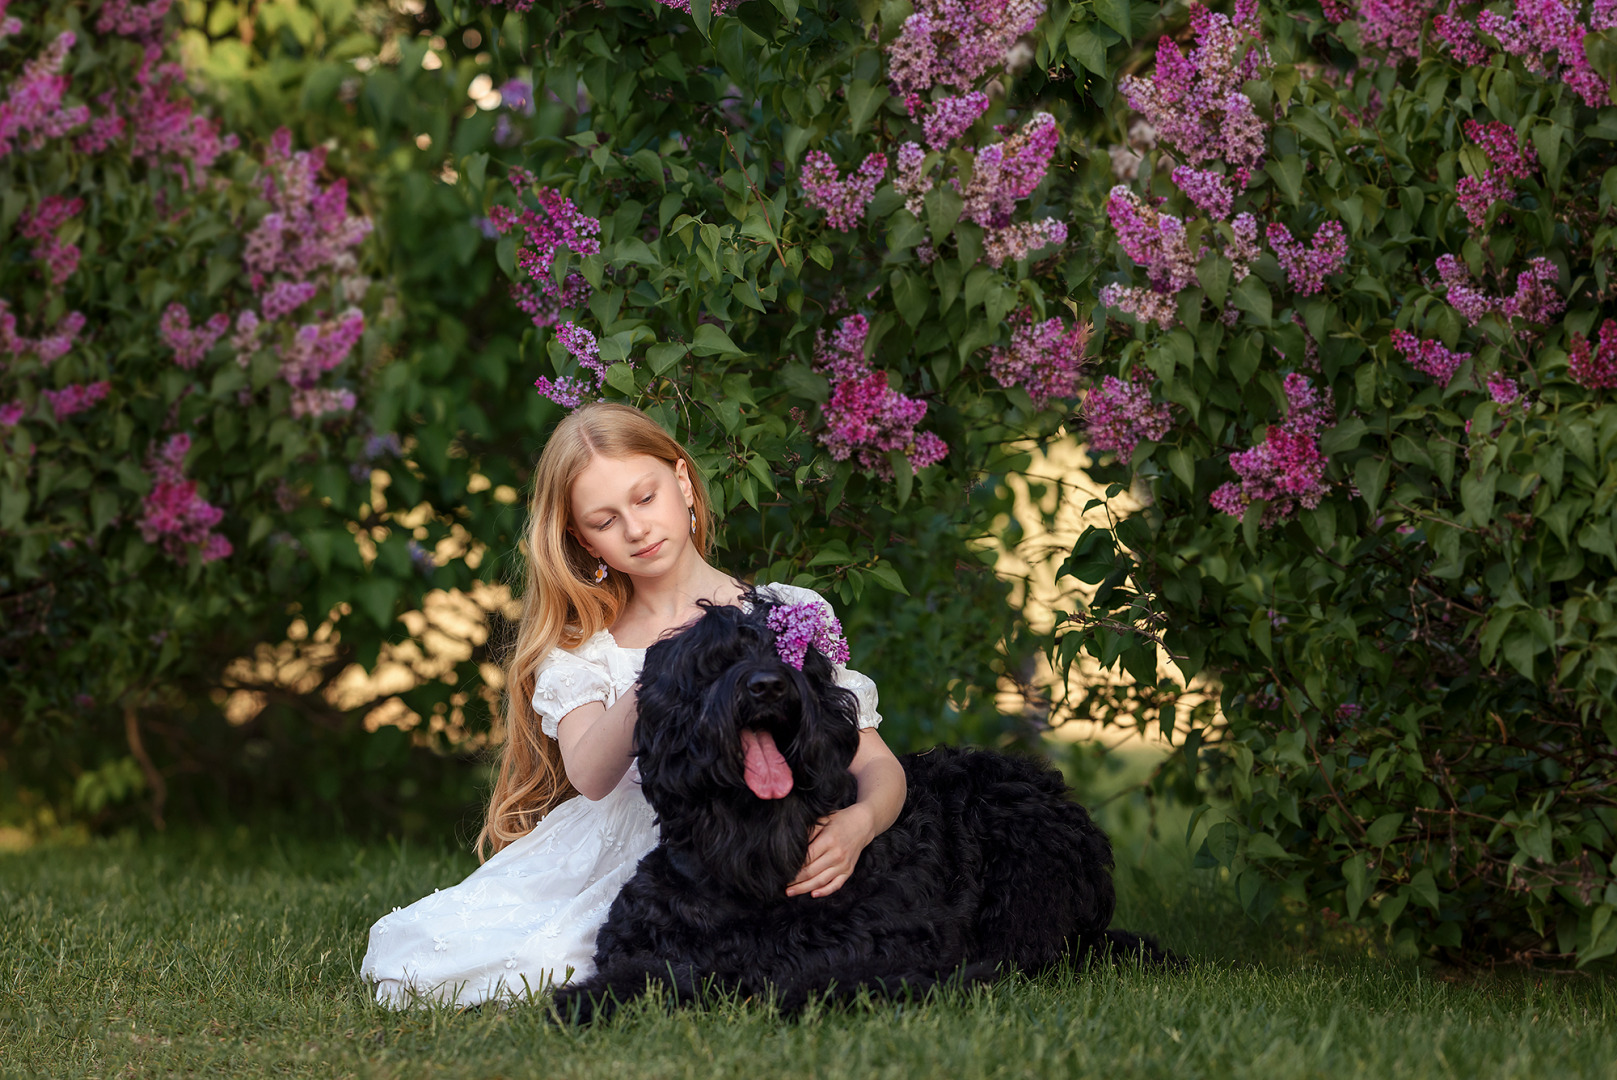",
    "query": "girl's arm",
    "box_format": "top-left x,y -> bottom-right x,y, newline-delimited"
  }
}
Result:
554,689 -> 639,801
786,726 -> 907,898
